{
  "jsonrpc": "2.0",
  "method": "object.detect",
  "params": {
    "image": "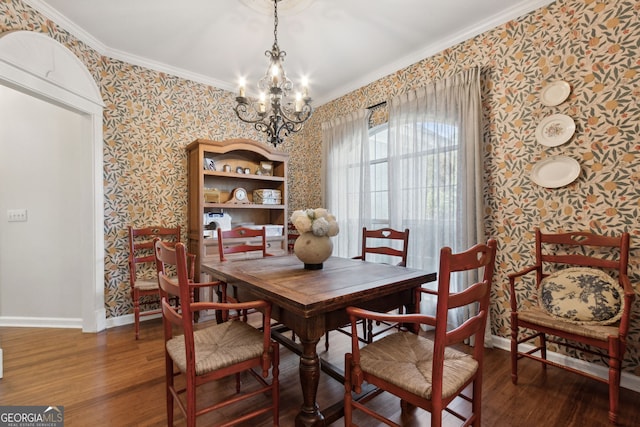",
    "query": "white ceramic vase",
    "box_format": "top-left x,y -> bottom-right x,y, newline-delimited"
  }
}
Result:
293,231 -> 333,270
